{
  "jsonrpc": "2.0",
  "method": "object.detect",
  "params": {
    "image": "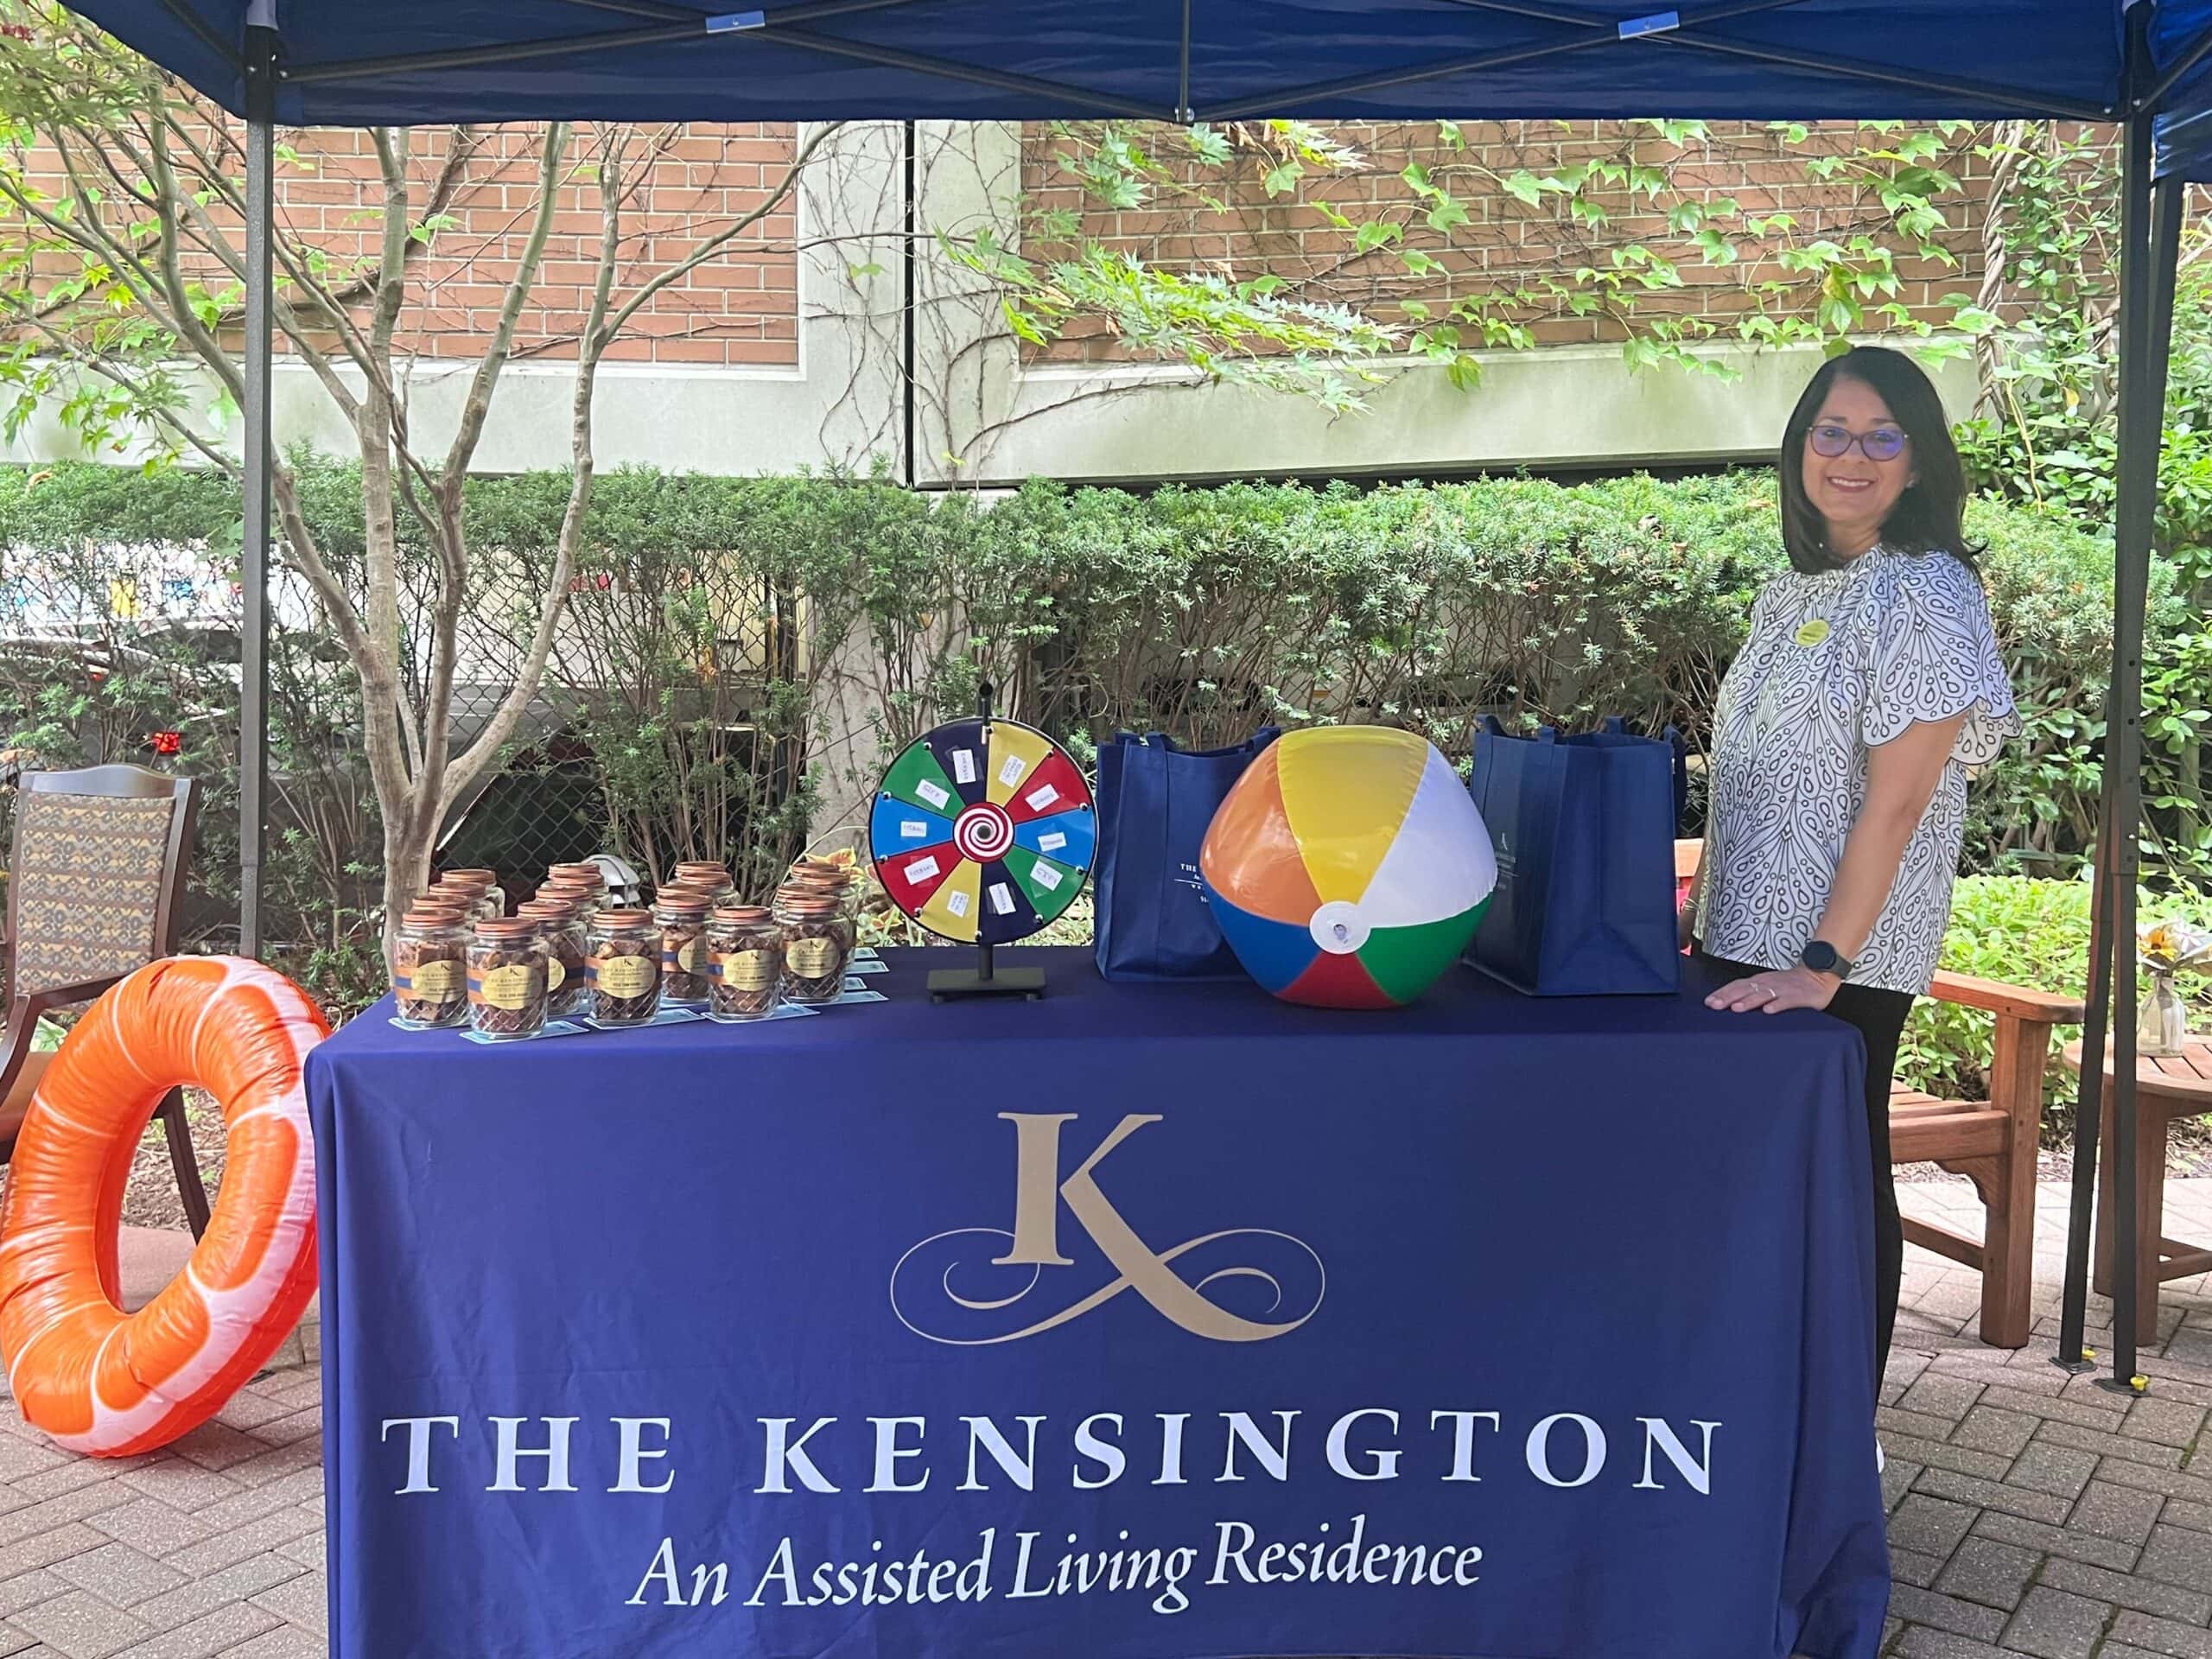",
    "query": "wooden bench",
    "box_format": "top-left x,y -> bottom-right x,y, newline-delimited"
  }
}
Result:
1678,841 -> 2081,1347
